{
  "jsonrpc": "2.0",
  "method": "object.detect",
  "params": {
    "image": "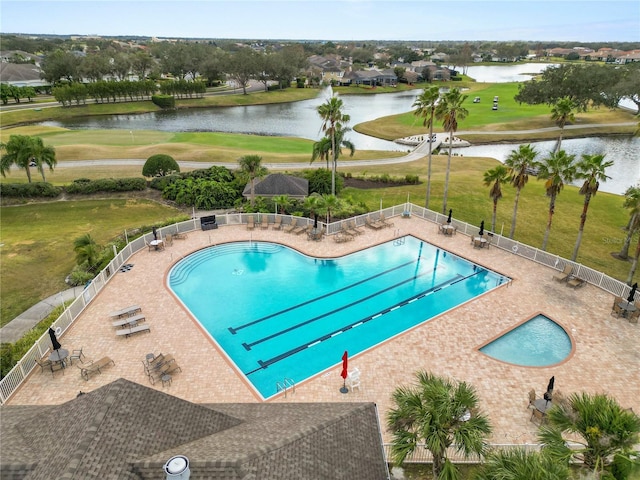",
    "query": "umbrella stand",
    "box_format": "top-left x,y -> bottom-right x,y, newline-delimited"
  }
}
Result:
340,380 -> 349,394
